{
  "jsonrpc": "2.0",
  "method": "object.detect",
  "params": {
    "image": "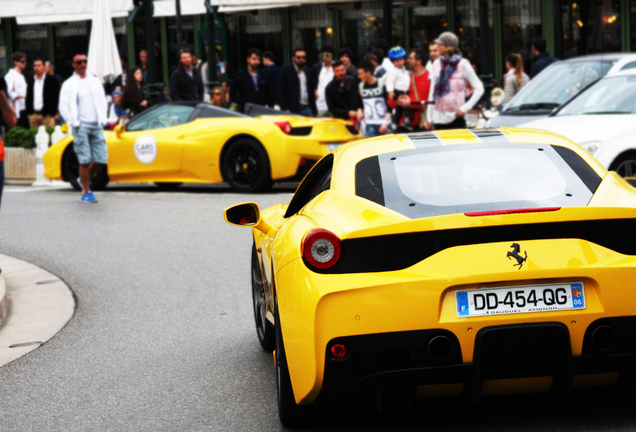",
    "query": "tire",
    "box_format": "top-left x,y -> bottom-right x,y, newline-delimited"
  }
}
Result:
252,244 -> 275,351
275,296 -> 314,427
610,151 -> 636,178
63,149 -> 81,191
222,138 -> 273,193
154,182 -> 183,190
91,165 -> 110,190
63,147 -> 110,191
